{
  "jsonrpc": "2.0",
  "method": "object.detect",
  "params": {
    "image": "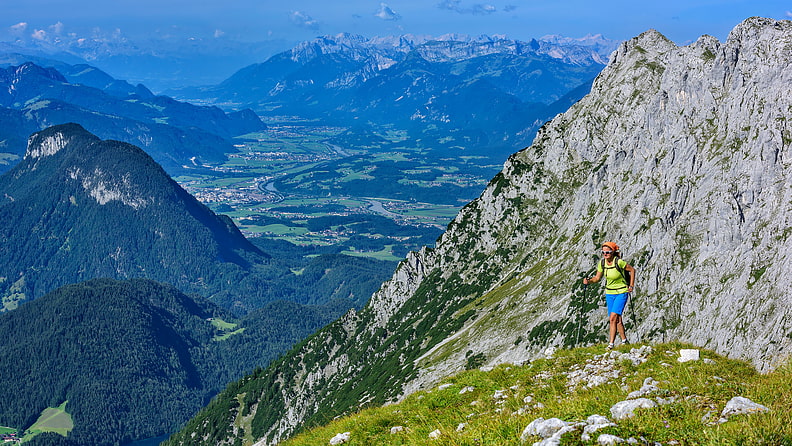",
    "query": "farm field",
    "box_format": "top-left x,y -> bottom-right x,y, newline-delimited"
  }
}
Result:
22,401 -> 73,442
176,120 -> 501,261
